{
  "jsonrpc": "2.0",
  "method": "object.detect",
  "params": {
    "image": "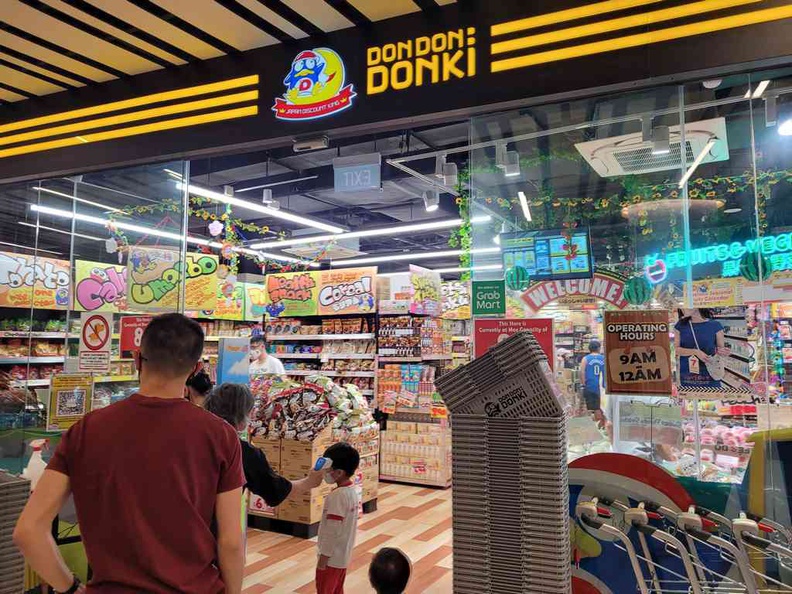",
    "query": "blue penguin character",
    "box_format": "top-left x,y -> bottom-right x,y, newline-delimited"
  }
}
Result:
283,50 -> 331,101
